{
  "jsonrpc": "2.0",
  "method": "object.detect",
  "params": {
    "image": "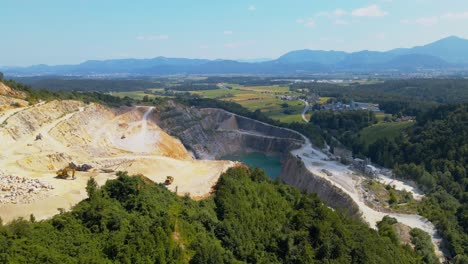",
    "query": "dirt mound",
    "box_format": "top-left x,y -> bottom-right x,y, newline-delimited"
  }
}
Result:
0,95 -> 28,112
0,82 -> 26,99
